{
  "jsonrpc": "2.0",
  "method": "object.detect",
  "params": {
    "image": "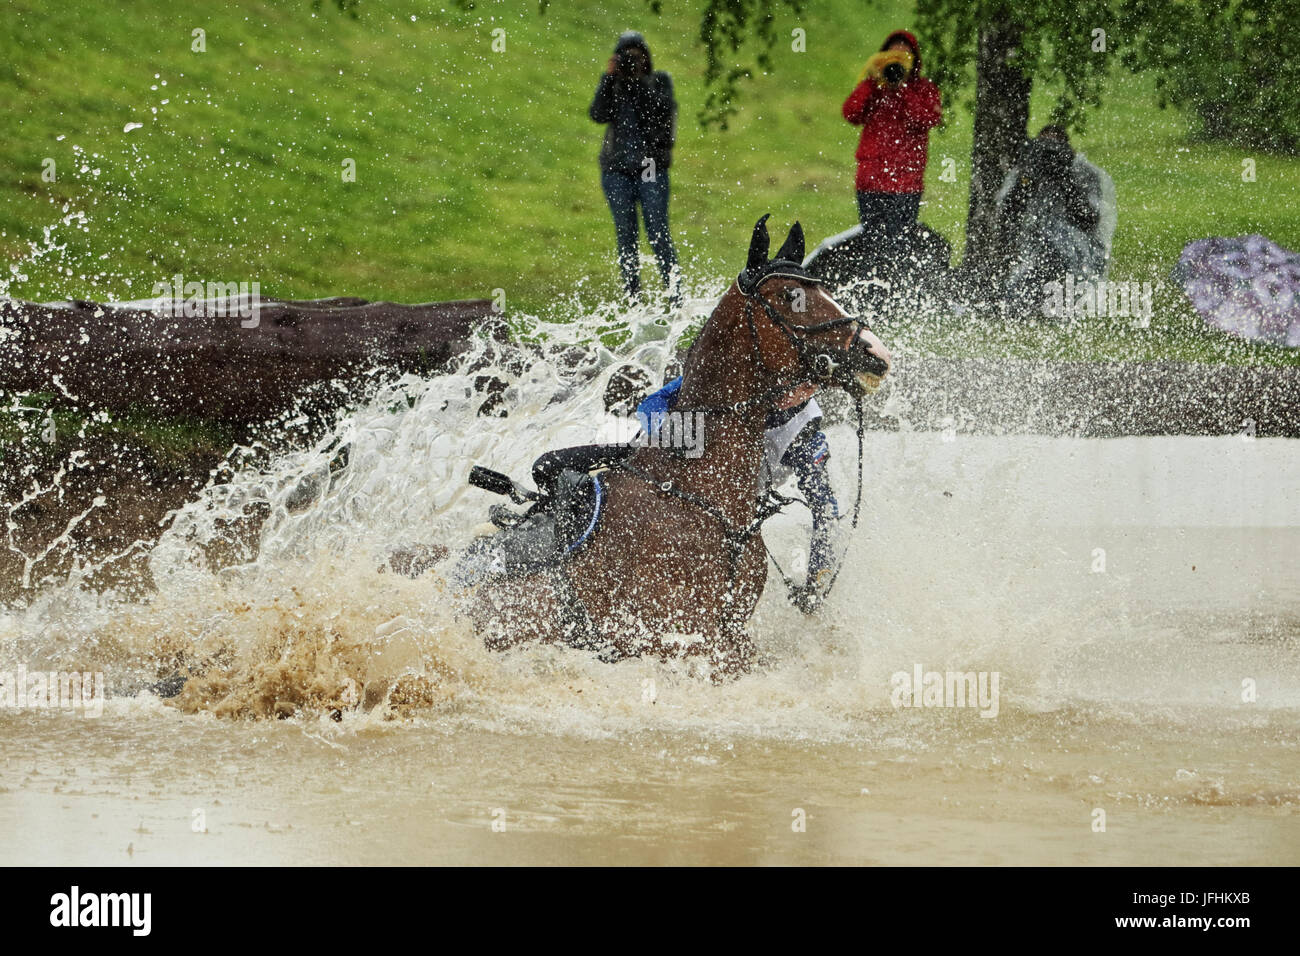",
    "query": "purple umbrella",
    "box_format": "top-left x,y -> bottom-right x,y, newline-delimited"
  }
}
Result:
1175,234 -> 1300,347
